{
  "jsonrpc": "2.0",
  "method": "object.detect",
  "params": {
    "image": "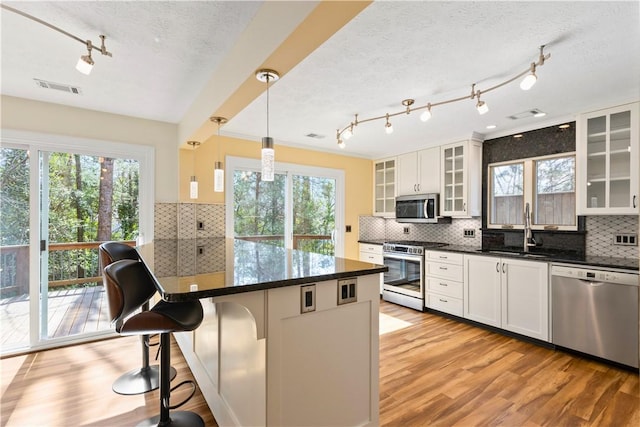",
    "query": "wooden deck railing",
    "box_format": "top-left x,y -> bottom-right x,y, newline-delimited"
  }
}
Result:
0,241 -> 135,297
